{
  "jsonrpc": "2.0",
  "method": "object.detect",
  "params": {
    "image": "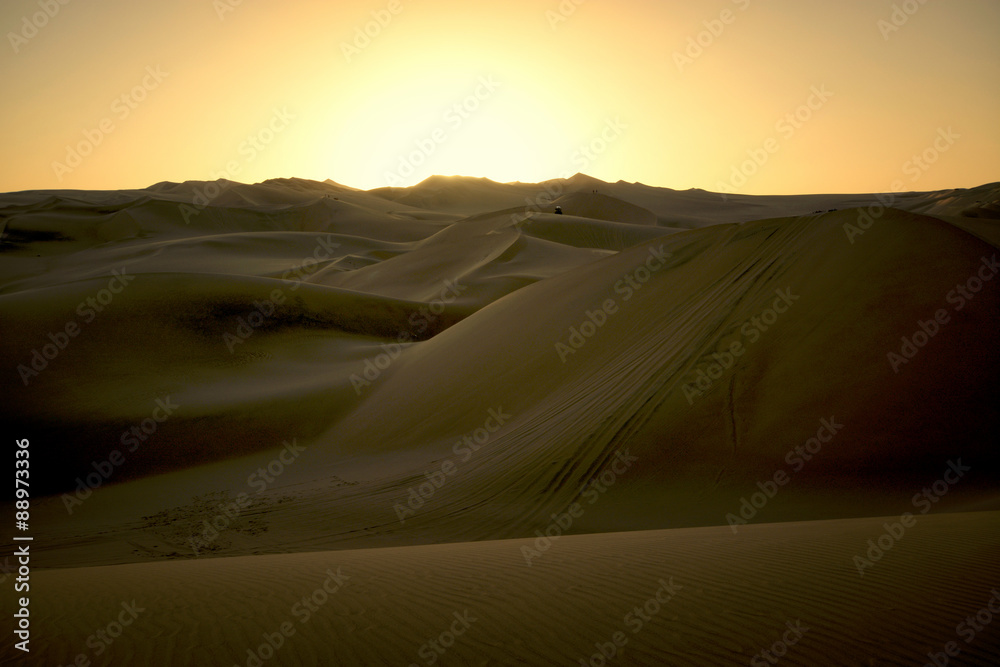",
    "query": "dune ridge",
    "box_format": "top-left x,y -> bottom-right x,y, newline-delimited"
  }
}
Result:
2,174 -> 999,665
